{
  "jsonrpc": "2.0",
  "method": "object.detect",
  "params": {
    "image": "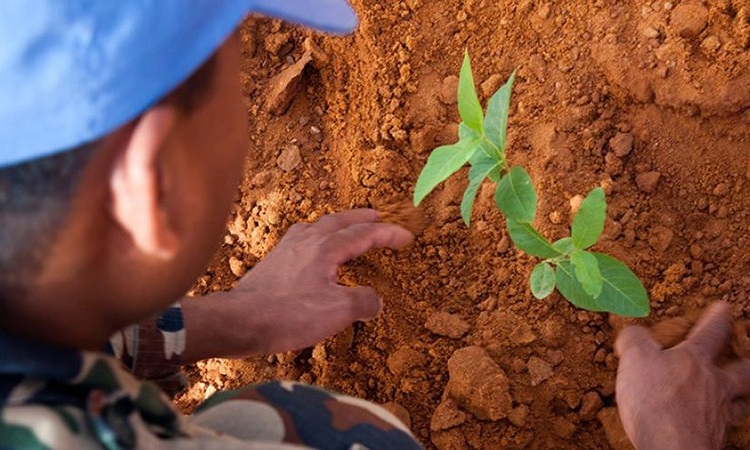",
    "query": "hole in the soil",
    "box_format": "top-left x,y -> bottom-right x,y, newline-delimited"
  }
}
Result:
724,4 -> 738,18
